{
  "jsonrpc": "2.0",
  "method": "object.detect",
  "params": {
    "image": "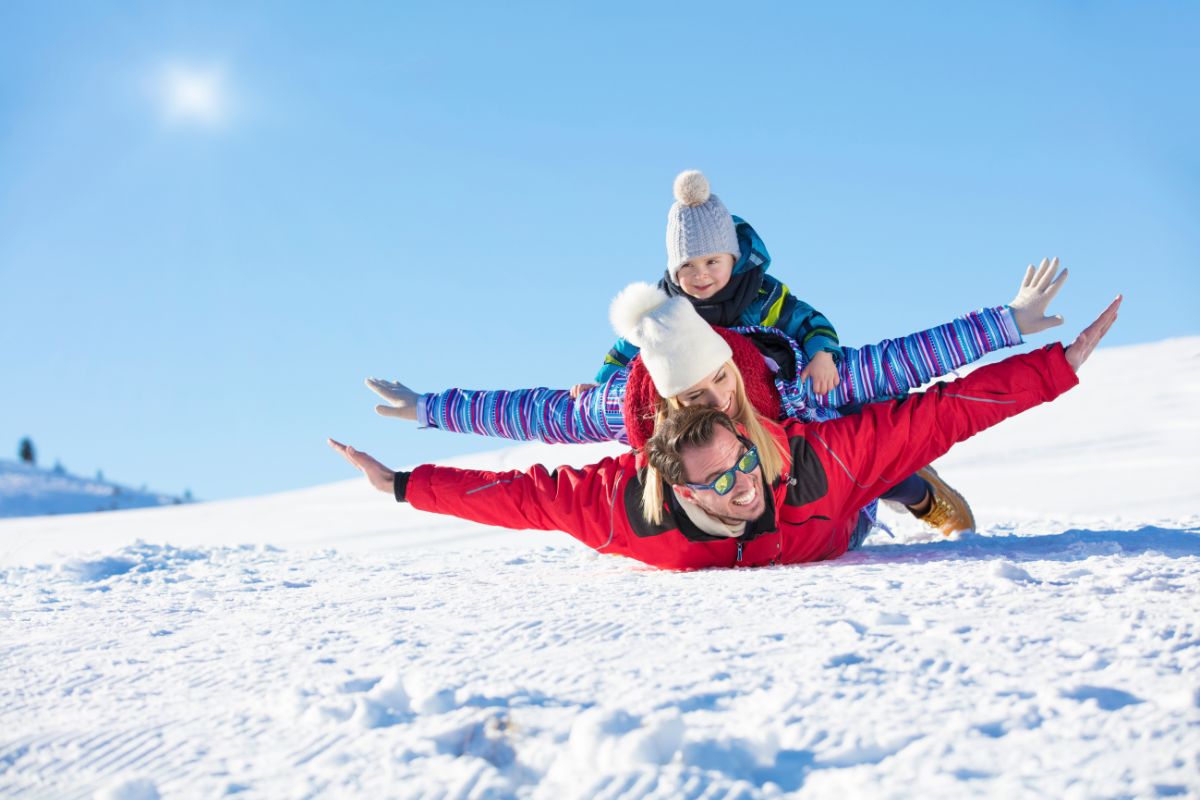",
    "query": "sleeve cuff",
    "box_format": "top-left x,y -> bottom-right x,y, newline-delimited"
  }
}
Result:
416,394 -> 432,430
997,306 -> 1025,346
1041,342 -> 1080,394
806,341 -> 842,364
393,471 -> 411,503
